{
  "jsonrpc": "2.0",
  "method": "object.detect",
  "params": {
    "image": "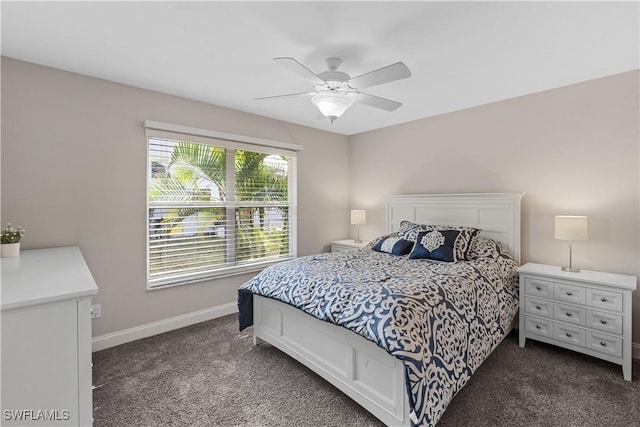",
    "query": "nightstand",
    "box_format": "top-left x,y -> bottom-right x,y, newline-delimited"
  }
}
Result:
518,262 -> 636,381
330,239 -> 368,253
